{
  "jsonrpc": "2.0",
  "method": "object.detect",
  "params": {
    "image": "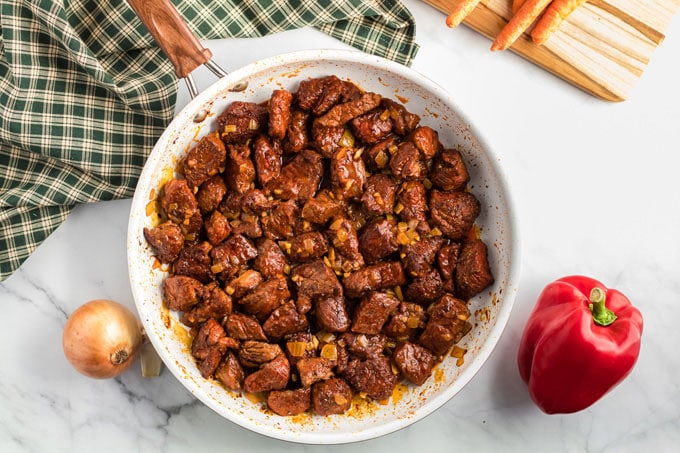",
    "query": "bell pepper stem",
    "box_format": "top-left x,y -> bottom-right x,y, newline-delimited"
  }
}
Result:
589,287 -> 617,327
